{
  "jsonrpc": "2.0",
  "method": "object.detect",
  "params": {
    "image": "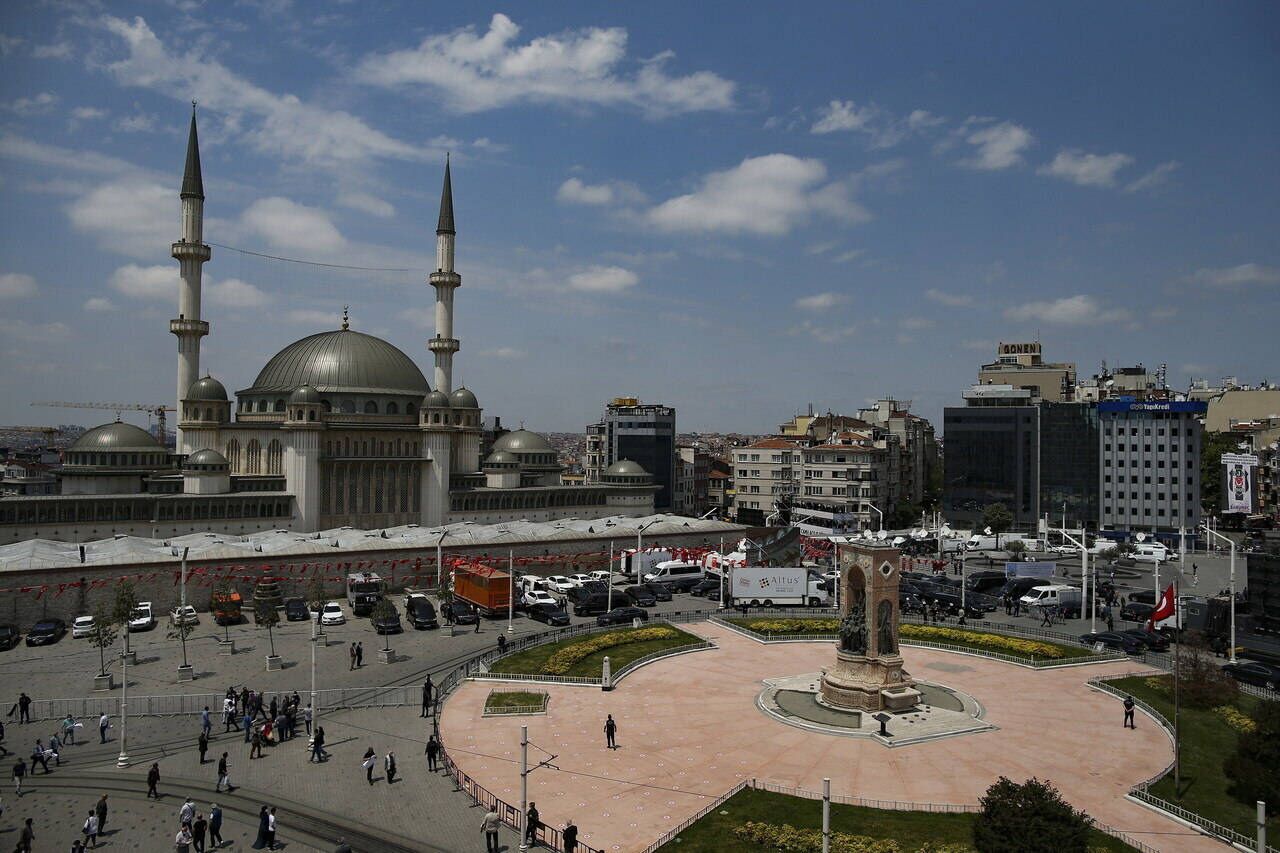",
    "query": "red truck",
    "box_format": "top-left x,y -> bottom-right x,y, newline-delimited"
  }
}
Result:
453,563 -> 513,616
